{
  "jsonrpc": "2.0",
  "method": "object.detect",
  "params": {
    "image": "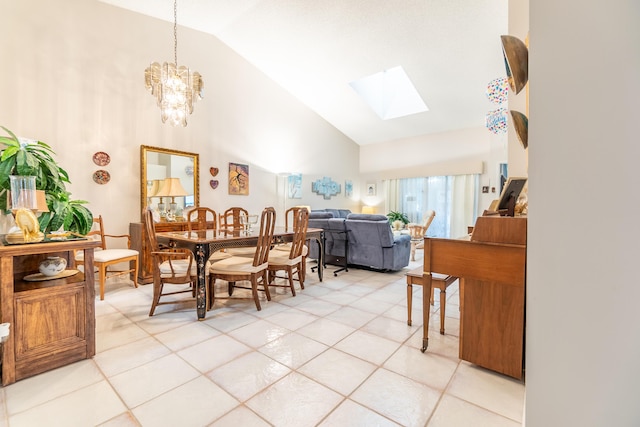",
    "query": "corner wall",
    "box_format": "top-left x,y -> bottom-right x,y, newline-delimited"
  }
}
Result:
526,1 -> 640,424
